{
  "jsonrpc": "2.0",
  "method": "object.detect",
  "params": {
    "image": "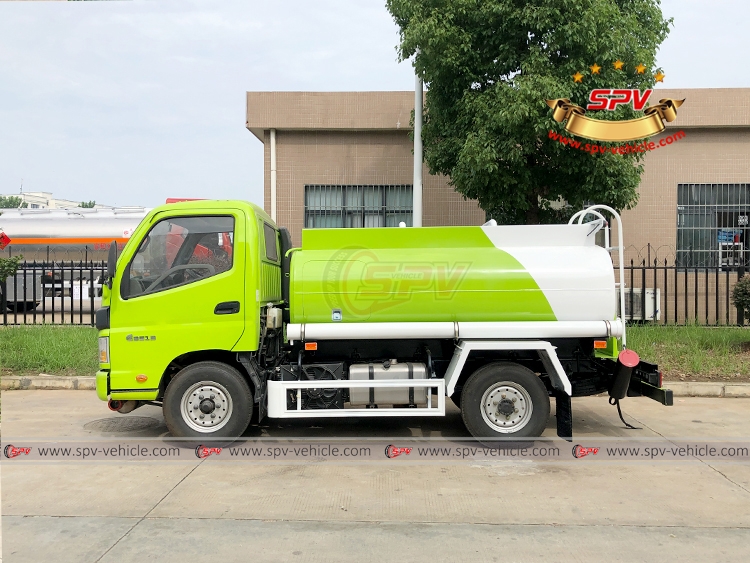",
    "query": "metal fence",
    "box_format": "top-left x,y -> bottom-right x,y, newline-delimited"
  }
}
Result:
1,261 -> 107,326
2,260 -> 746,327
617,260 -> 746,326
